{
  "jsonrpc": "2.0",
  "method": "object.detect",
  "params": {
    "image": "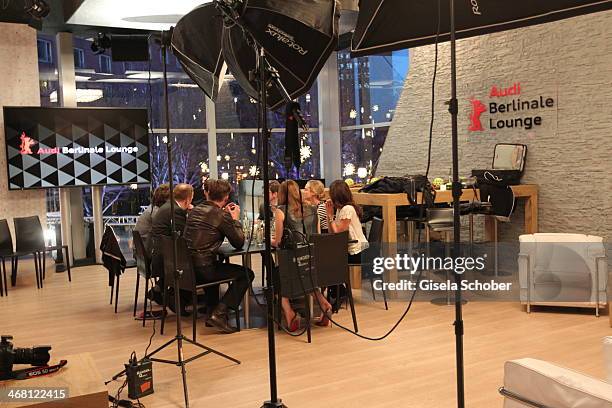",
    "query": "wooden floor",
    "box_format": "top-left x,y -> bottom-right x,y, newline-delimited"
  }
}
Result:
1,257 -> 610,408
